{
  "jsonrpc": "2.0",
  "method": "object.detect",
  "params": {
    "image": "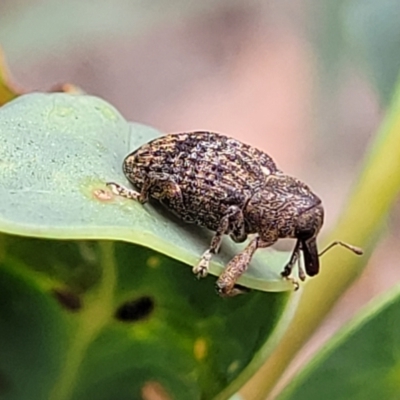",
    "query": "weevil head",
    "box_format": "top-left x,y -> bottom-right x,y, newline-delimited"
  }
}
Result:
245,174 -> 325,276
280,176 -> 324,276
